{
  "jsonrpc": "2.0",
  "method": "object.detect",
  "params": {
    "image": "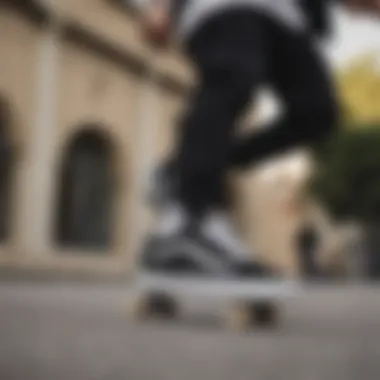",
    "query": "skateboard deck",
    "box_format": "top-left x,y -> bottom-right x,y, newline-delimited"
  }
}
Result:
129,272 -> 300,329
